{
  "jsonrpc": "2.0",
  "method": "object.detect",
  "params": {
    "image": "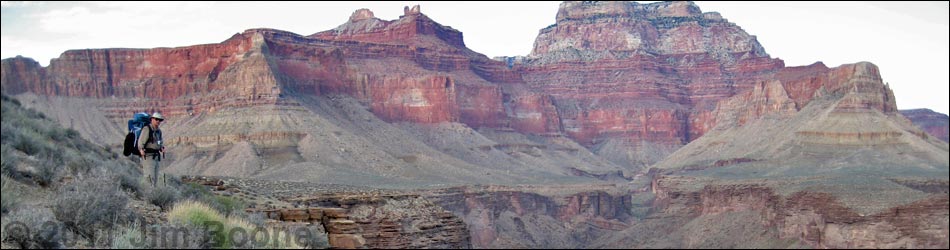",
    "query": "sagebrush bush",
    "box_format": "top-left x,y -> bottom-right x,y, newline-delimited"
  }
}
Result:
1,205 -> 65,249
52,175 -> 132,240
110,222 -> 144,249
97,160 -> 144,197
1,94 -> 22,106
207,195 -> 248,218
178,183 -> 249,217
11,129 -> 49,156
148,186 -> 182,211
34,152 -> 65,187
66,153 -> 99,176
180,182 -> 212,200
1,175 -> 19,214
1,145 -> 17,177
